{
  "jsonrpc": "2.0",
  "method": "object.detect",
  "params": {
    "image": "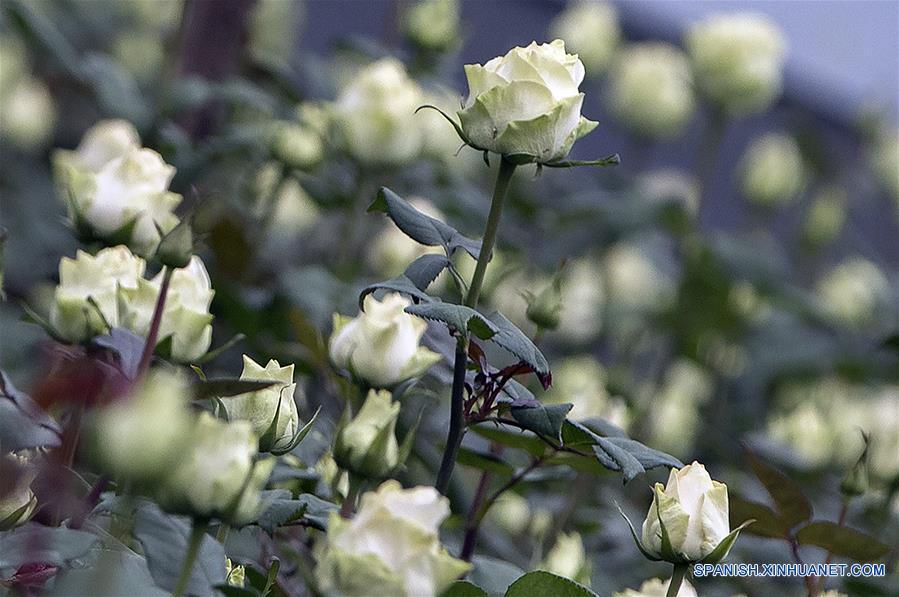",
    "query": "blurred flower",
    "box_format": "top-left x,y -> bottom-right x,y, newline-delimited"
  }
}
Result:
815,257 -> 891,328
636,169 -> 700,216
607,43 -> 695,139
272,122 -> 323,171
459,40 -> 597,163
157,412 -> 273,525
647,360 -> 713,458
525,274 -> 563,330
255,162 -> 321,238
404,0 -> 460,52
0,454 -> 37,531
685,13 -> 787,116
370,198 -> 445,277
549,1 -> 620,77
868,129 -> 899,205
603,240 -> 674,313
249,0 -> 304,61
329,293 -> 441,387
740,133 -> 806,206
0,36 -> 26,93
557,258 -> 605,343
50,246 -> 145,342
122,256 -> 214,362
486,491 -> 531,535
641,462 -> 730,562
0,77 -> 56,151
315,480 -> 470,597
334,59 -> 424,167
223,356 -> 301,453
544,356 -> 629,428
543,532 -> 591,585
614,578 -> 698,597
334,389 -> 400,479
89,368 -> 192,482
803,185 -> 847,245
112,33 -> 164,82
53,120 -> 182,256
